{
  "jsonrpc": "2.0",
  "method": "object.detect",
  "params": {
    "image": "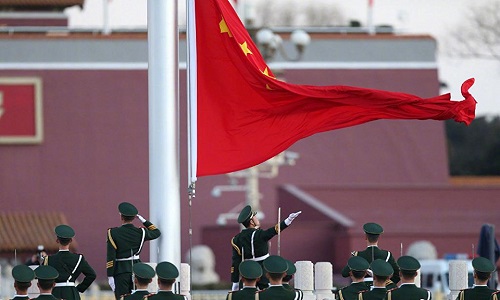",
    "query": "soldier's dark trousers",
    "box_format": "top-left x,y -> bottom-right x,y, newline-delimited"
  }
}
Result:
114,273 -> 133,300
52,286 -> 80,300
